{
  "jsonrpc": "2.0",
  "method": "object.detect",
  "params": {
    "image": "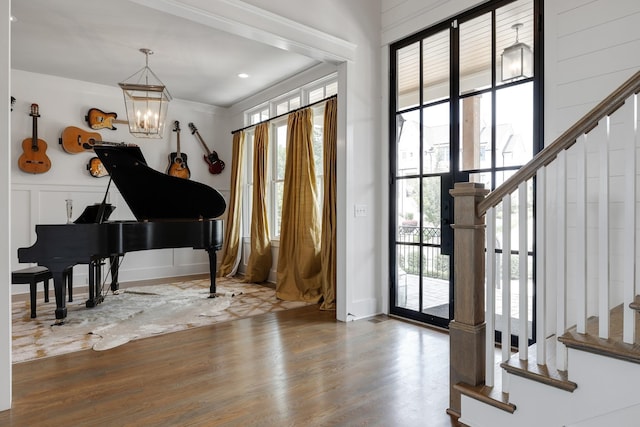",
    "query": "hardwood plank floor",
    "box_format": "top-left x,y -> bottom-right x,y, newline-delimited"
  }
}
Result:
1,305 -> 460,426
